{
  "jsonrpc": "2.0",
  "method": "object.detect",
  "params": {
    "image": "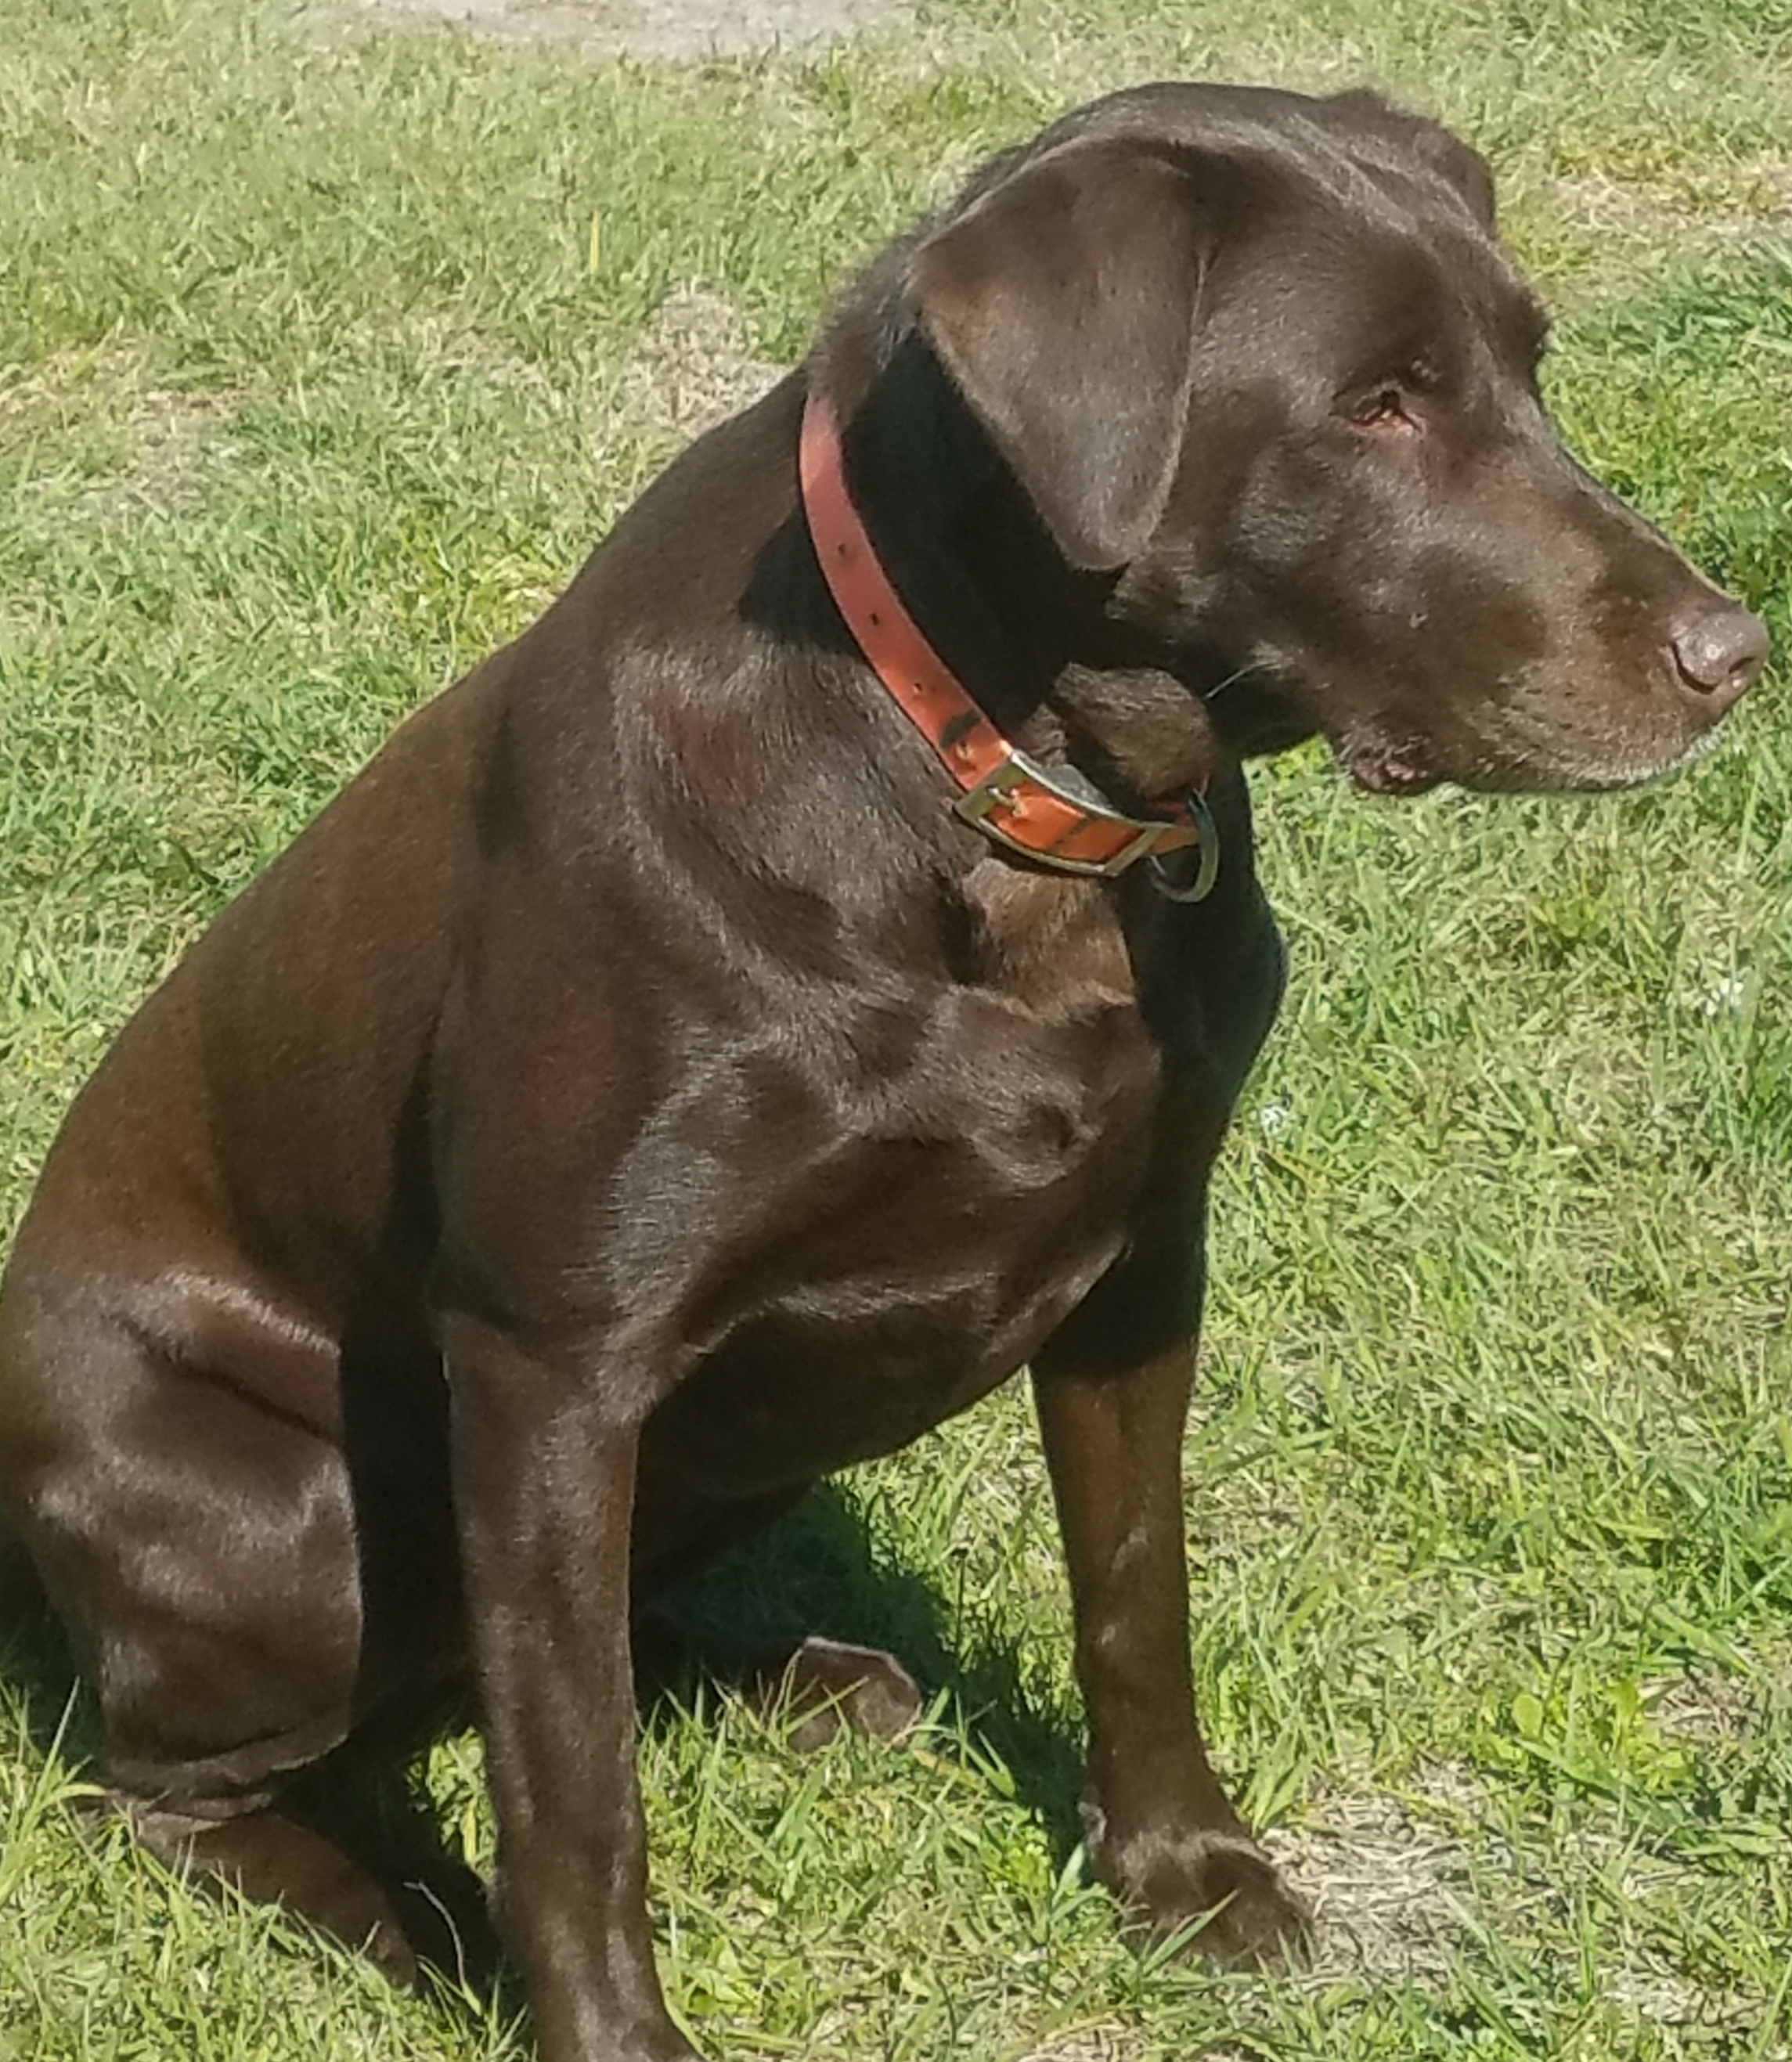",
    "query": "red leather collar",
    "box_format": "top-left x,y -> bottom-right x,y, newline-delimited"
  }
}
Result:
798,392 -> 1218,894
